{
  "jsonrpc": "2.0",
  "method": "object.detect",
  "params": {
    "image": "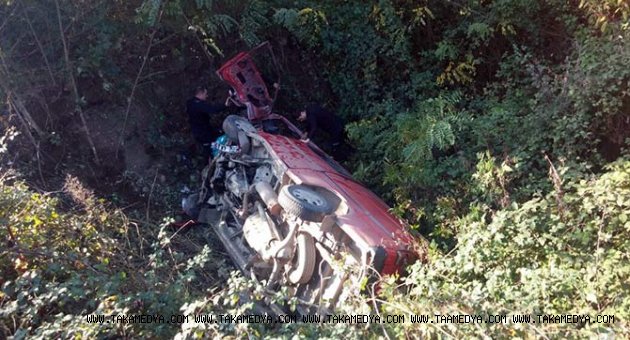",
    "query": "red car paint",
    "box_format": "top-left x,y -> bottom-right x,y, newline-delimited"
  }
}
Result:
218,47 -> 421,276
217,51 -> 272,120
258,129 -> 418,275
